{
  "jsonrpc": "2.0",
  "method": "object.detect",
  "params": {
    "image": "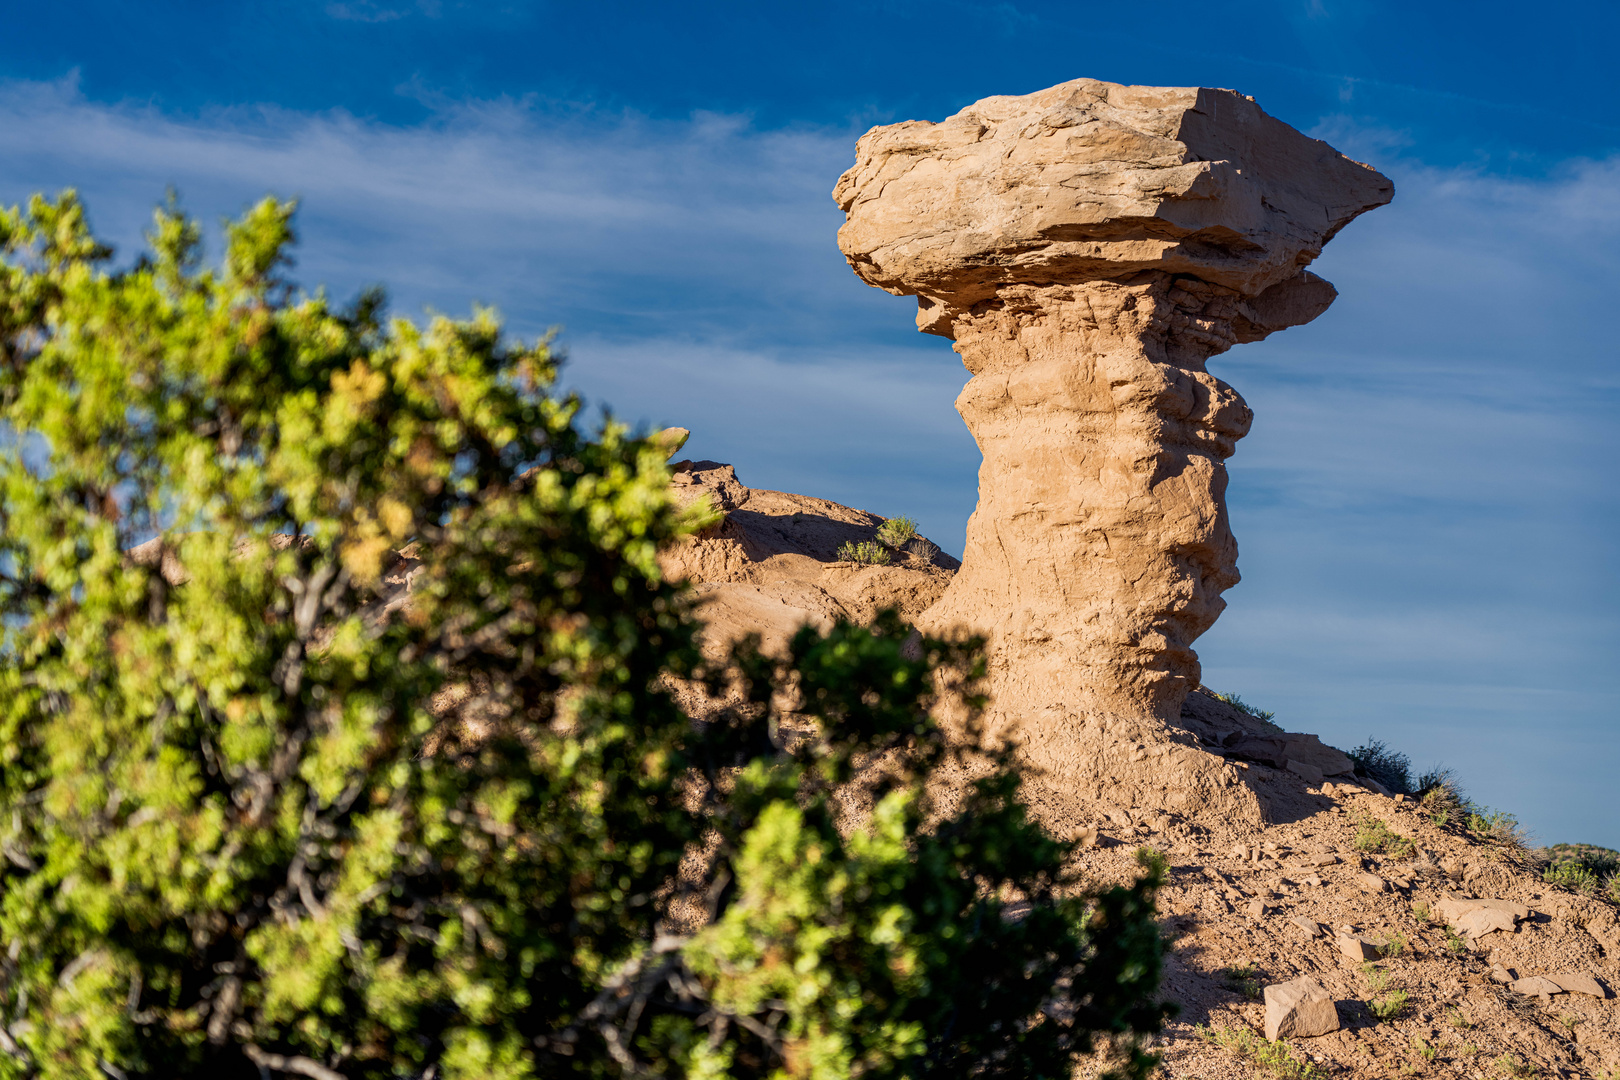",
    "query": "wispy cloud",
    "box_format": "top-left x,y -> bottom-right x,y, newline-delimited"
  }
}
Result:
1,77 -> 1615,843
